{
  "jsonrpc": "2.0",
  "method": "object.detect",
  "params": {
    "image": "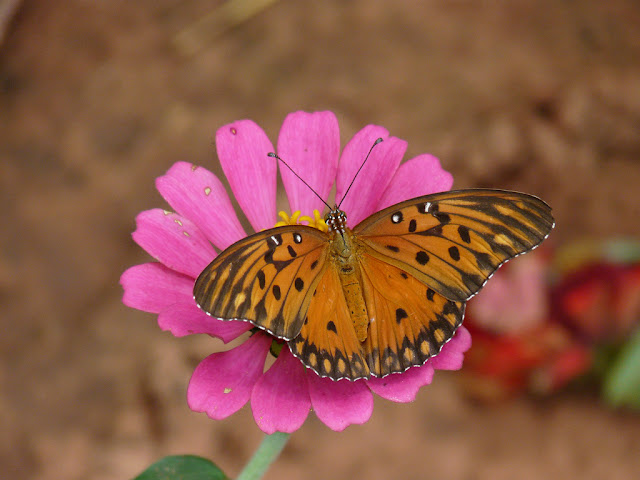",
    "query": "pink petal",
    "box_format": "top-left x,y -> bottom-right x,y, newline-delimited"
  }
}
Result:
216,120 -> 276,232
277,111 -> 340,215
367,362 -> 435,403
120,263 -> 193,313
251,347 -> 311,434
187,333 -> 272,420
468,253 -> 547,334
376,154 -> 453,210
430,326 -> 472,371
307,374 -> 373,431
132,209 -> 216,278
336,125 -> 407,226
156,162 -> 246,250
158,302 -> 252,343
